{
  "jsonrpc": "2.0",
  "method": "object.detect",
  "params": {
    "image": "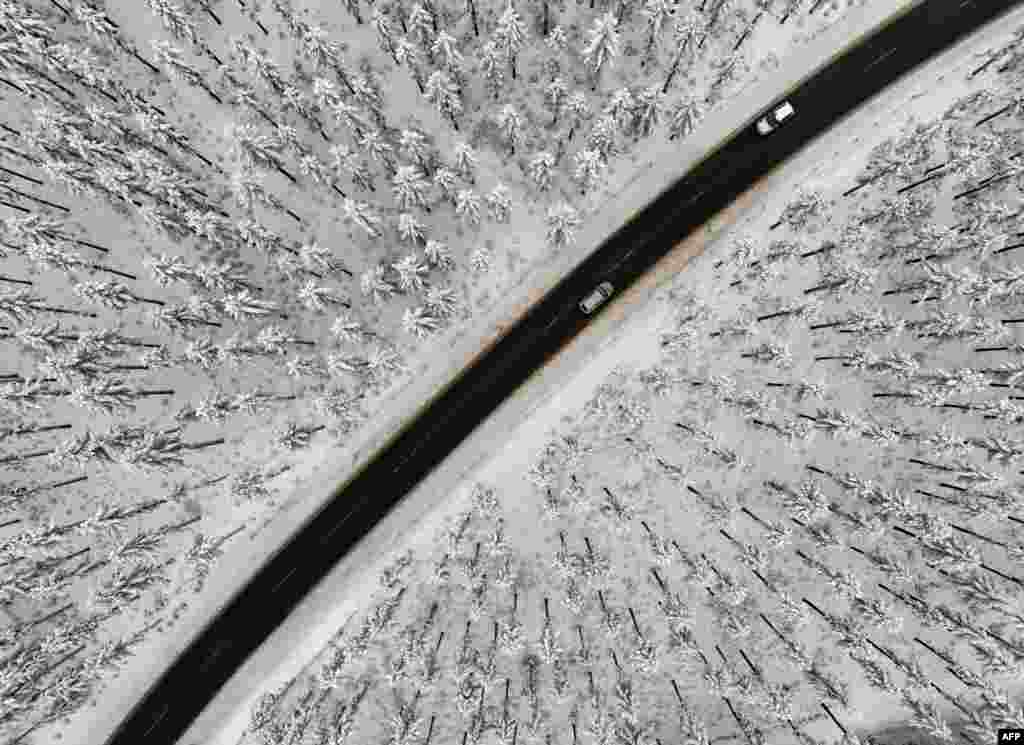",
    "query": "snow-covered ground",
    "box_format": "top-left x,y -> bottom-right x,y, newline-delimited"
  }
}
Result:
195,5 -> 1024,745
0,0 -> 920,742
